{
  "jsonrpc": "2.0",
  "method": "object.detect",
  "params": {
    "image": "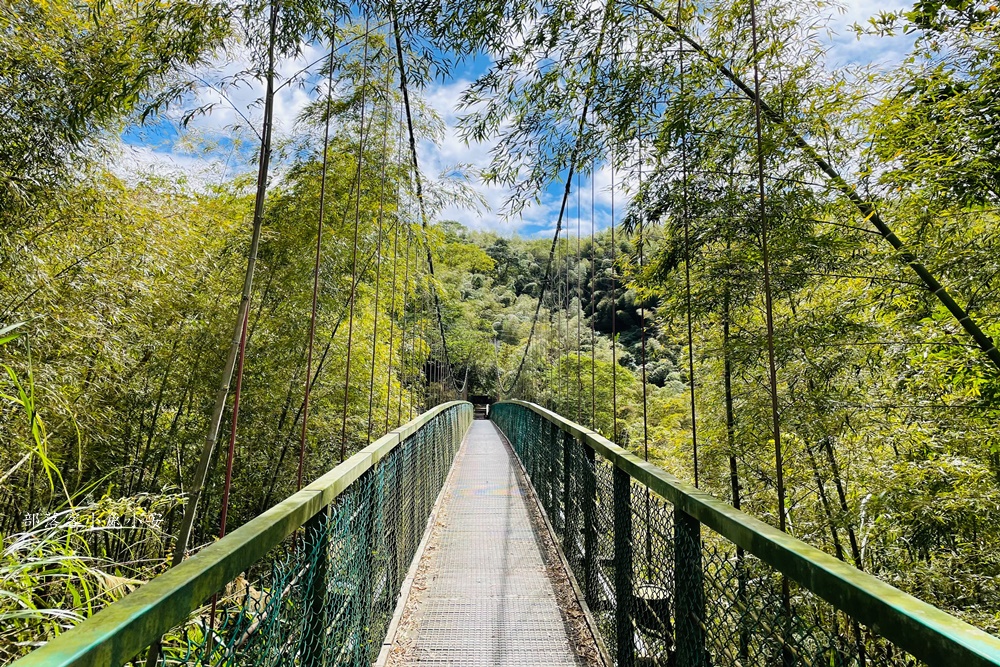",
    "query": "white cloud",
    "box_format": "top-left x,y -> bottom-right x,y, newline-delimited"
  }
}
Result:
418,76 -> 633,239
117,41 -> 326,186
823,0 -> 912,69
110,143 -> 234,190
120,1 -> 916,237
